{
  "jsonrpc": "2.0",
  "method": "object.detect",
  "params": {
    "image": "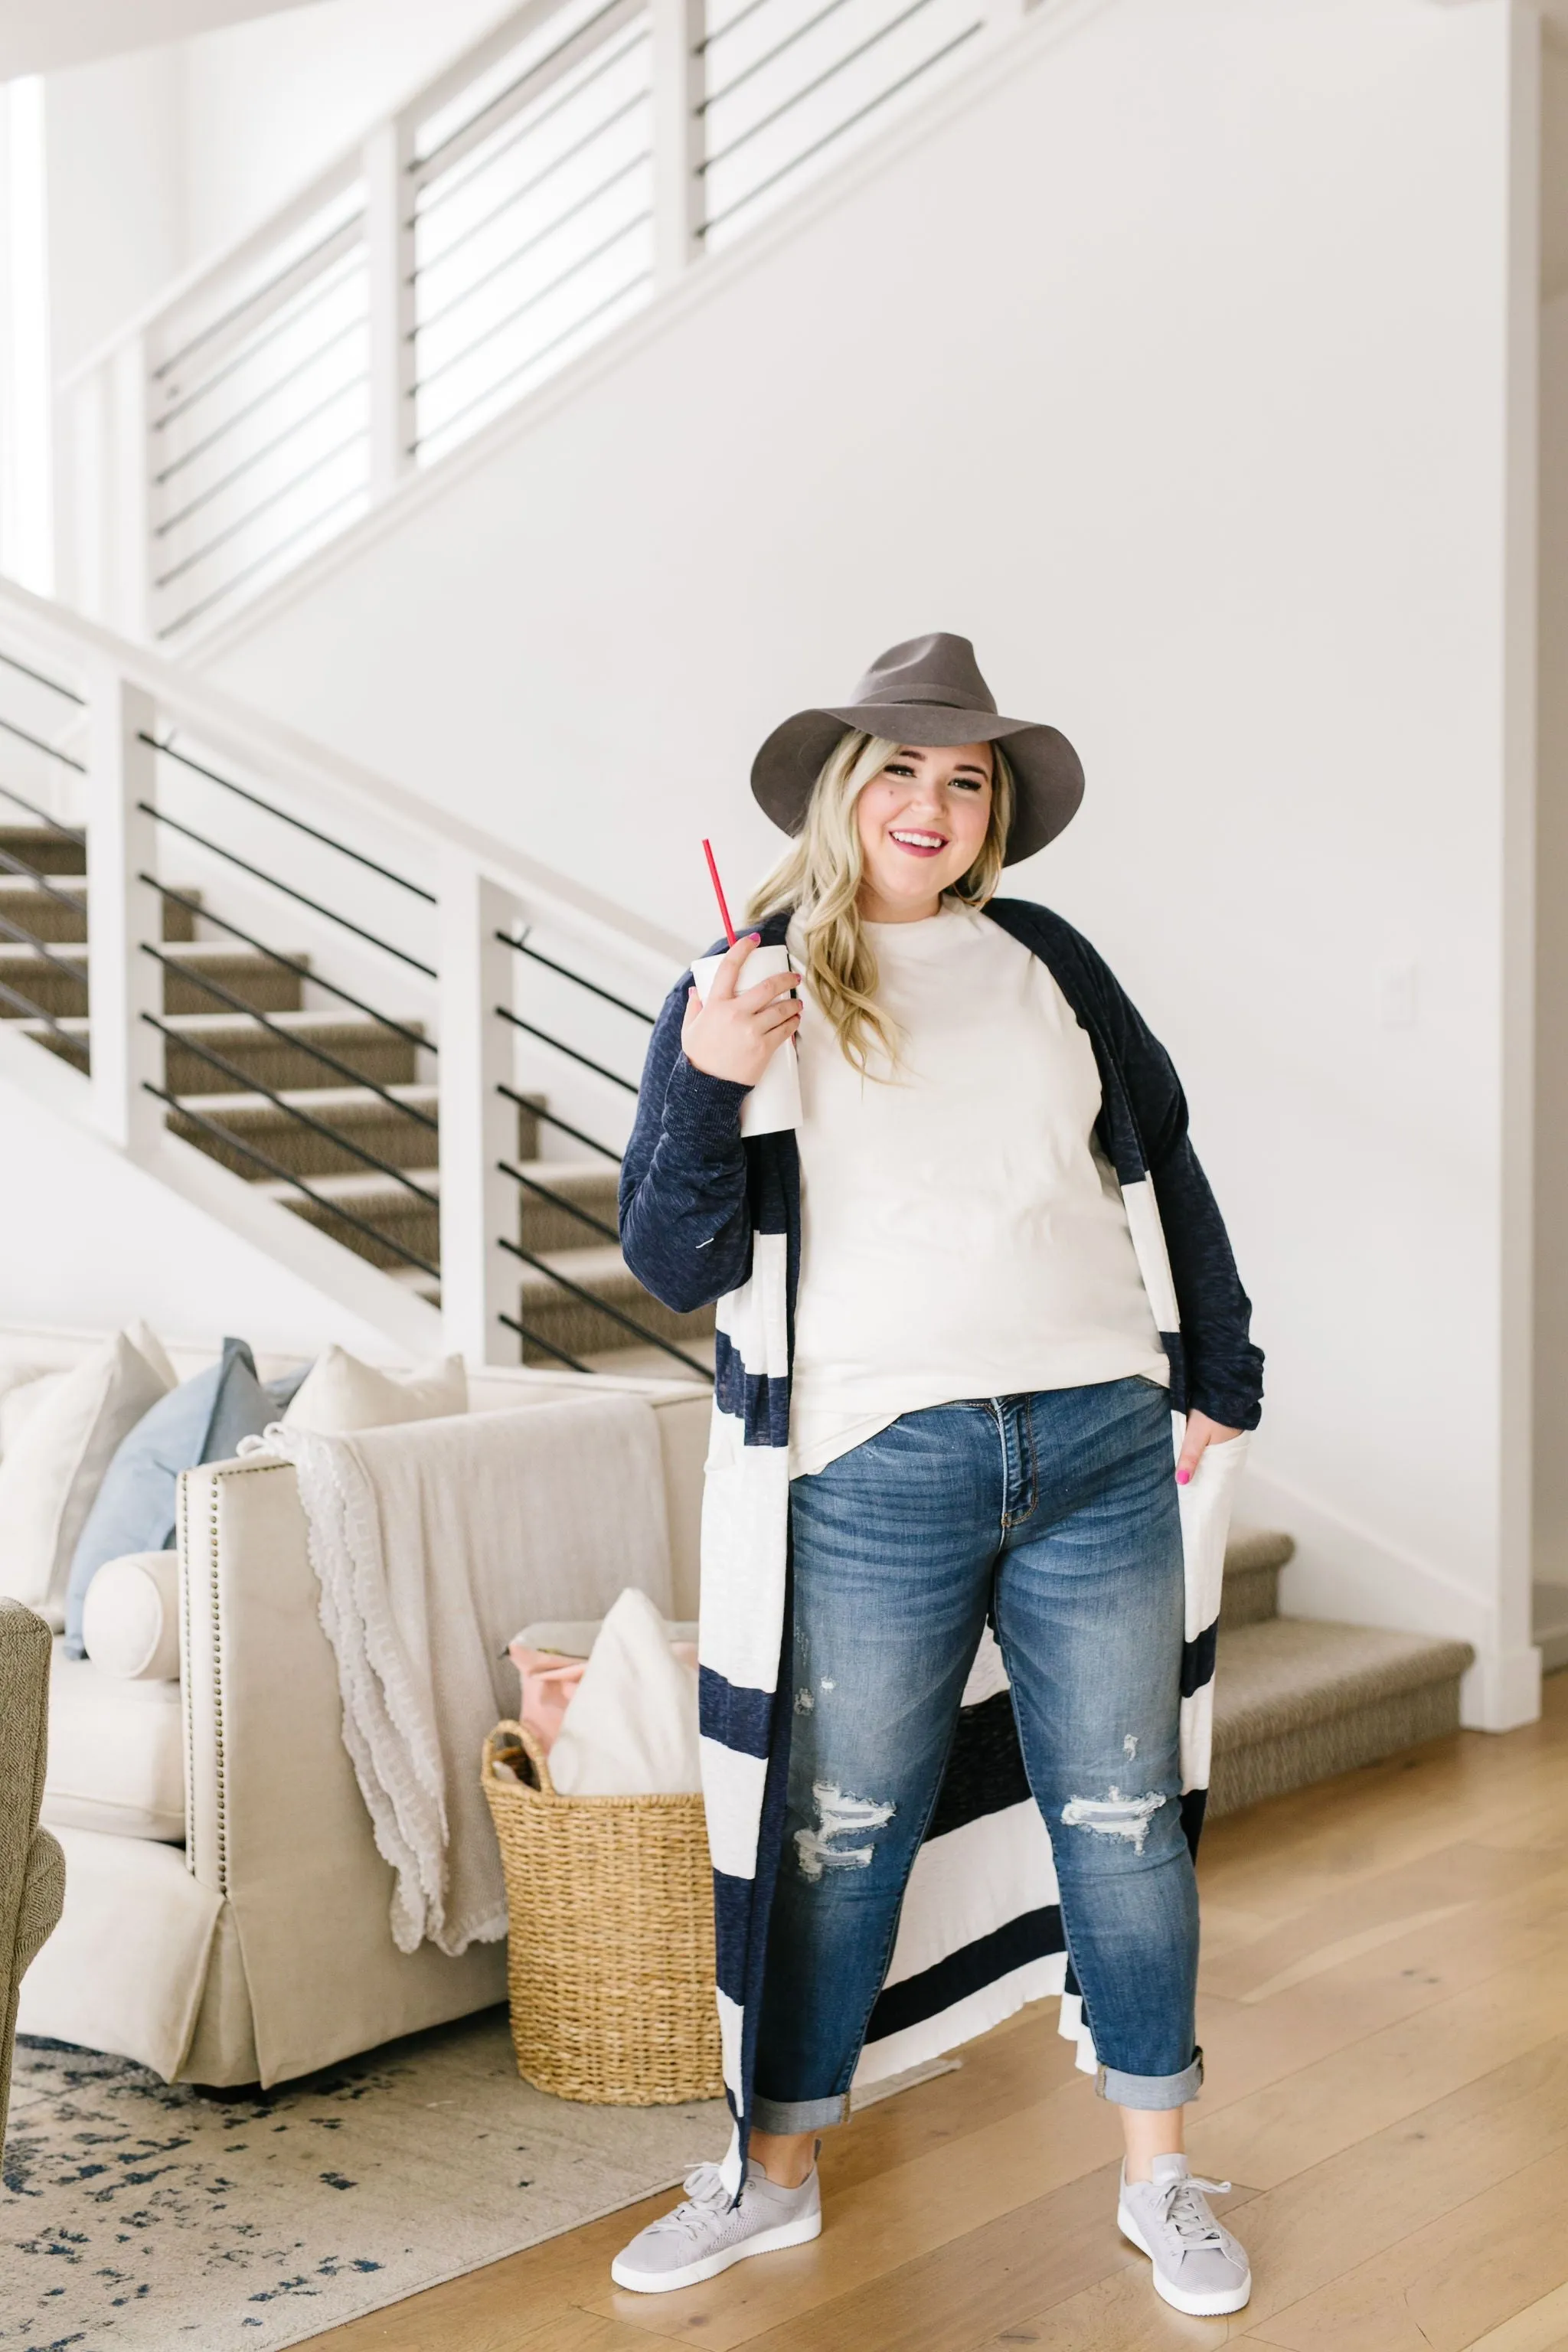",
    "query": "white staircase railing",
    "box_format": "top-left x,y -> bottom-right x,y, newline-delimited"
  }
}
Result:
57,0 -> 1031,647
0,573 -> 692,1368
